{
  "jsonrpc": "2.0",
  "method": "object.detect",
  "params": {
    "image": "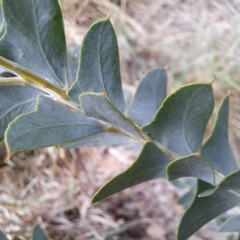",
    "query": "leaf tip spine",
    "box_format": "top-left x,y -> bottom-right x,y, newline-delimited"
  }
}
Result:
107,9 -> 111,19
210,75 -> 216,85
